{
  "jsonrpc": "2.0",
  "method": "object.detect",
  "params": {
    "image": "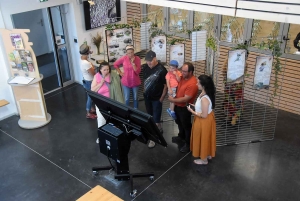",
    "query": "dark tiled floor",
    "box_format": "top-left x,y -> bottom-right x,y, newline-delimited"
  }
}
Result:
0,83 -> 300,201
